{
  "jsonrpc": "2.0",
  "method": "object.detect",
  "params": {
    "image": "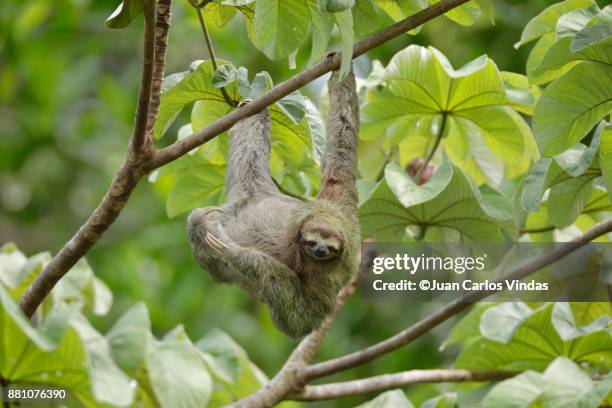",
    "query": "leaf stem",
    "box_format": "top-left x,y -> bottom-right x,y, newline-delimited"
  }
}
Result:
415,112 -> 447,183
188,0 -> 236,107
